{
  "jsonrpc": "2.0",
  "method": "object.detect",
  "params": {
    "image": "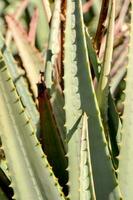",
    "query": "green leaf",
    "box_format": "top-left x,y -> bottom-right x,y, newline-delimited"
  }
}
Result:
0,34 -> 40,137
80,113 -> 96,200
45,0 -> 61,89
85,29 -> 100,80
0,52 -> 65,200
96,0 -> 115,119
64,0 -> 121,199
50,86 -> 66,148
45,0 -> 66,143
118,2 -> 133,199
85,28 -> 121,168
